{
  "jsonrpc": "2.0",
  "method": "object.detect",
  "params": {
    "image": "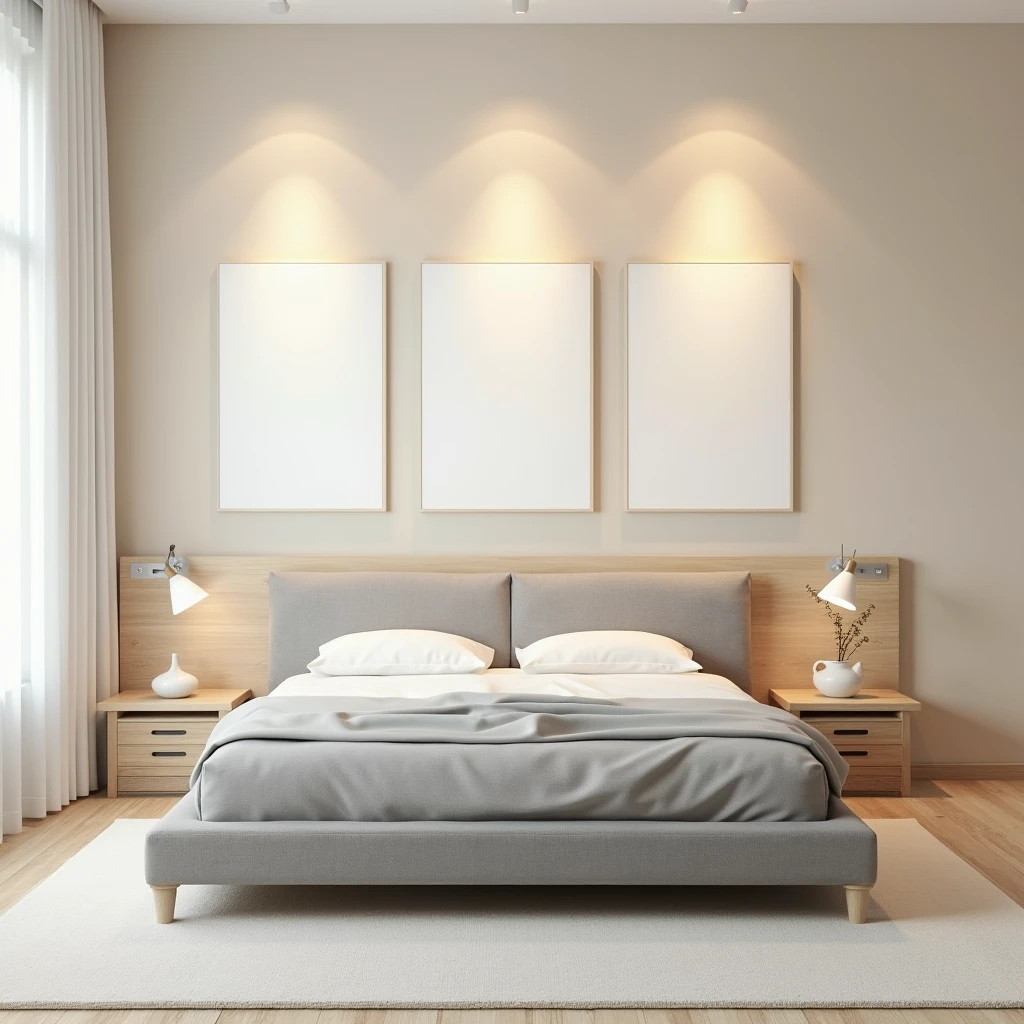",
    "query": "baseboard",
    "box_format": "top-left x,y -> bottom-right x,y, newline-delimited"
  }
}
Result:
914,763 -> 1024,780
